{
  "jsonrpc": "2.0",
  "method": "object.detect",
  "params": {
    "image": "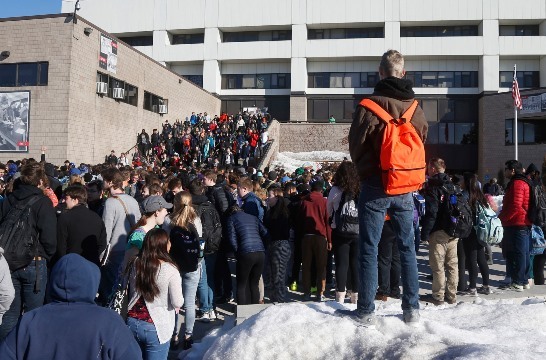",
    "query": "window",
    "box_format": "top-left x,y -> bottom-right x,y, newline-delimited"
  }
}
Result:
312,100 -> 329,120
307,99 -> 359,122
143,91 -> 166,113
400,25 -> 479,37
0,62 -> 49,87
438,99 -> 455,122
421,72 -> 438,87
172,33 -> 204,45
125,83 -> 138,106
505,119 -> 546,145
499,71 -> 540,88
427,123 -> 476,144
223,30 -> 291,42
108,77 -> 125,98
221,74 -> 290,89
242,74 -> 256,89
437,72 -> 454,88
406,71 -> 478,88
308,27 -> 384,39
97,72 -> 138,107
499,25 -> 539,36
182,75 -> 203,87
421,100 -> 438,122
118,36 -> 153,47
308,72 -> 378,88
